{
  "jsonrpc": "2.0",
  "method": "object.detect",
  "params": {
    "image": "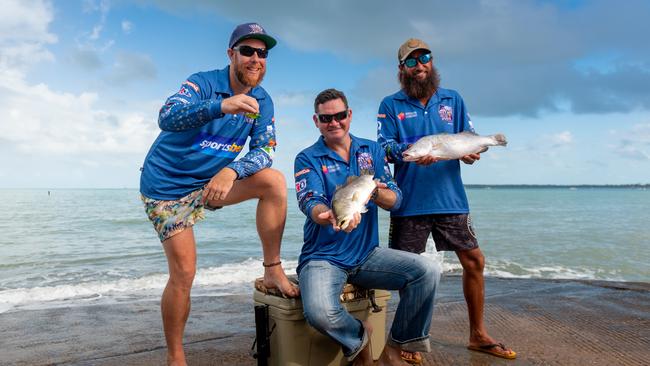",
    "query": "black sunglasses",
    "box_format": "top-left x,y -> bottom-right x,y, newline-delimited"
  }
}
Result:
401,53 -> 432,68
233,45 -> 268,59
317,110 -> 348,123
